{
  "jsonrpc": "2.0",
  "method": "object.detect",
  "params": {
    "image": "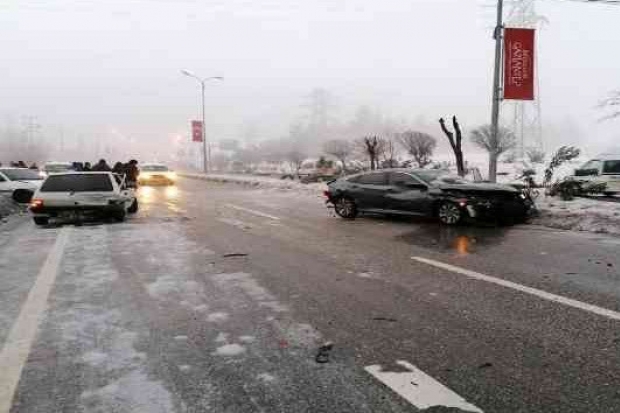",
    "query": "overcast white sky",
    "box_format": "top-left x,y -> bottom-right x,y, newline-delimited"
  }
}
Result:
2,0 -> 619,155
